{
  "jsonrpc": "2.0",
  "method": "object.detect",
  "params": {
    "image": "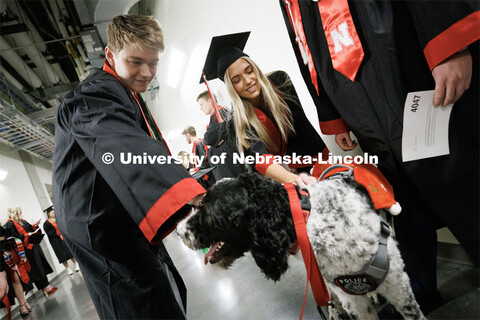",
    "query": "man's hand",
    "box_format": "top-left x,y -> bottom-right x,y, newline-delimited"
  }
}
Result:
335,132 -> 357,151
432,48 -> 472,107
